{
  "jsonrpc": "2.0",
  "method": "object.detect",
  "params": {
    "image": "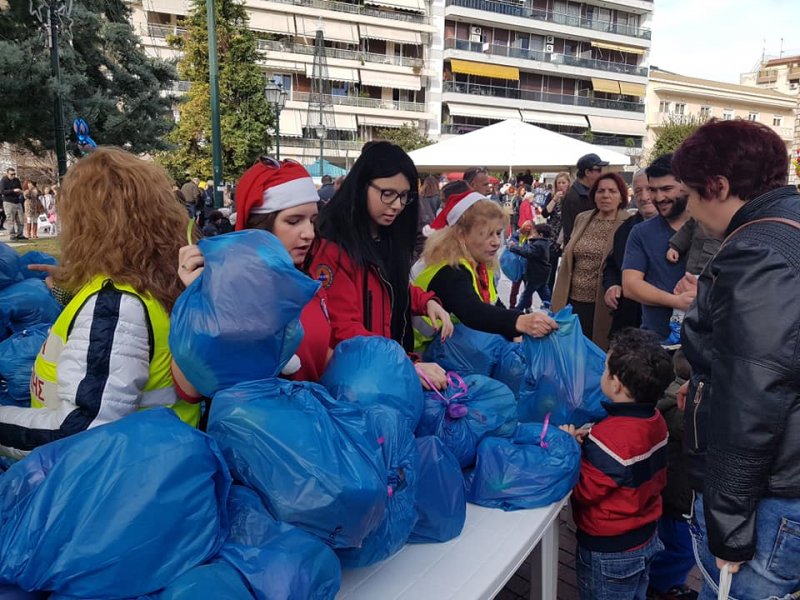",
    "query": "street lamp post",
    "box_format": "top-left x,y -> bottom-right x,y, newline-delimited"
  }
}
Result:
315,123 -> 327,178
264,80 -> 288,160
207,0 -> 224,208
